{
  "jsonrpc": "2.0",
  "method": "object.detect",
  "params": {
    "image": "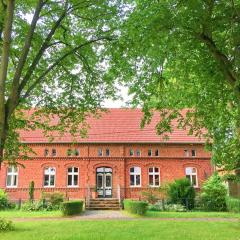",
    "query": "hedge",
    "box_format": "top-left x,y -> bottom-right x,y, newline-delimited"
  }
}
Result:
226,197 -> 240,213
61,200 -> 84,216
123,199 -> 148,215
